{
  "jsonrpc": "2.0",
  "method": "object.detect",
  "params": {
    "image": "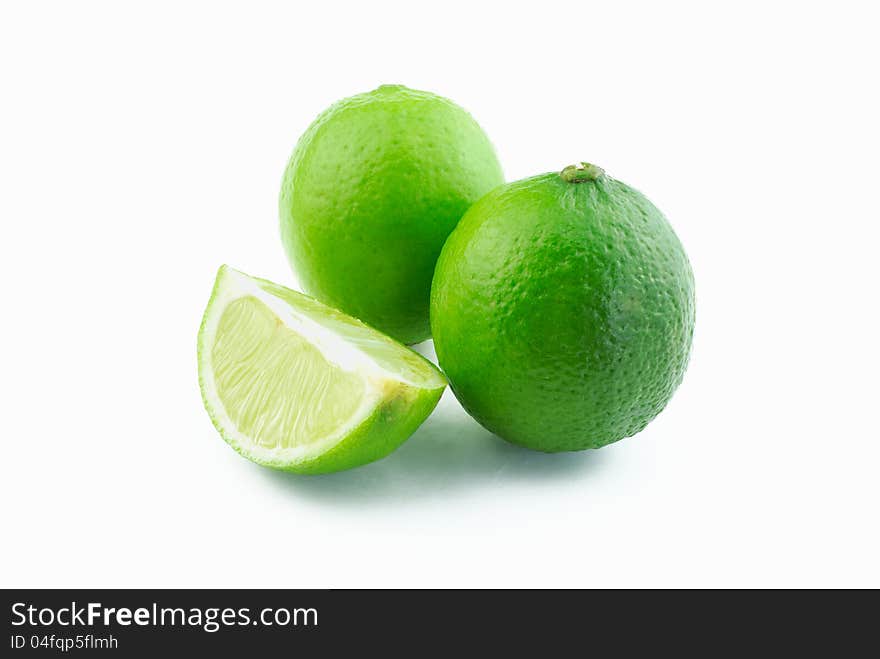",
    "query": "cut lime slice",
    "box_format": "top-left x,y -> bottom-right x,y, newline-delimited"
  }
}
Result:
197,266 -> 446,474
